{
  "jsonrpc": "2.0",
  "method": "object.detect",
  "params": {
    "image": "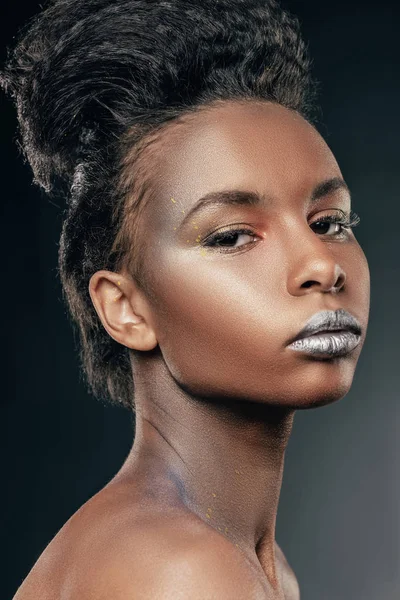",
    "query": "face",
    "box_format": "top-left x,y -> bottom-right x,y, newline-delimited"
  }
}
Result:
132,100 -> 370,409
